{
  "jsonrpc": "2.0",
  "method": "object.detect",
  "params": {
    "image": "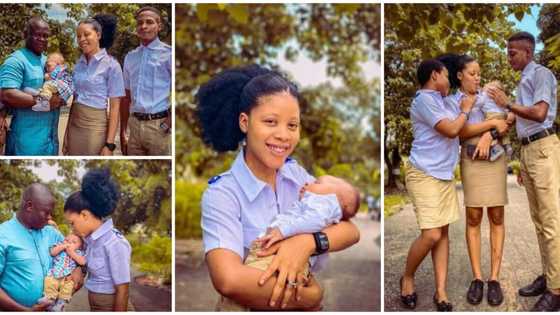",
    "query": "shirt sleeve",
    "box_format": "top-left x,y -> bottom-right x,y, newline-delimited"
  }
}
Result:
532,68 -> 555,107
417,94 -> 448,128
0,55 -> 24,89
122,54 -> 130,91
272,194 -> 342,238
47,227 -> 64,247
107,59 -> 126,98
0,236 -> 6,276
106,238 -> 131,285
201,185 -> 244,259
